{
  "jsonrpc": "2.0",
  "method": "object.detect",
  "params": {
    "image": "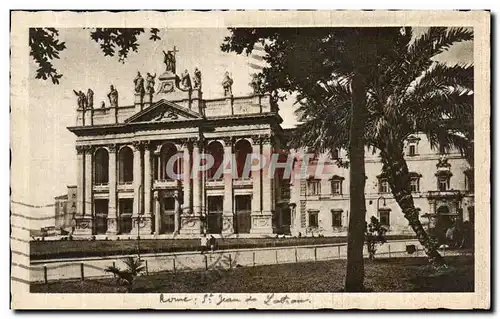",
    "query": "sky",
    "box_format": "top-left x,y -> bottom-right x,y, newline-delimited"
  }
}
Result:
12,27 -> 473,226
